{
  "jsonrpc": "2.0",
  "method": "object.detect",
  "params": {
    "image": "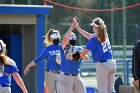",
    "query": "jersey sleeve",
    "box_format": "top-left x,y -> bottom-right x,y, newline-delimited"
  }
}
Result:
34,48 -> 48,64
9,59 -> 19,74
86,37 -> 96,51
